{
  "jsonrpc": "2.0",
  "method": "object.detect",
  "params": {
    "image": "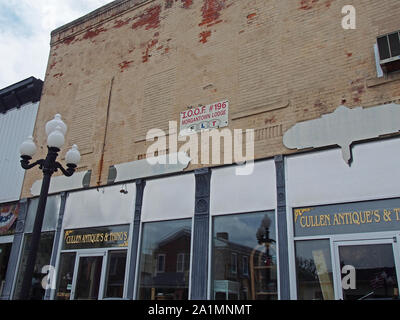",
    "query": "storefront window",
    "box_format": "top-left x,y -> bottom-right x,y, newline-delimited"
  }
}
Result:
55,253 -> 76,300
13,232 -> 55,300
212,211 -> 277,300
137,219 -> 192,300
0,202 -> 18,297
295,240 -> 334,300
0,243 -> 12,295
104,250 -> 127,299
